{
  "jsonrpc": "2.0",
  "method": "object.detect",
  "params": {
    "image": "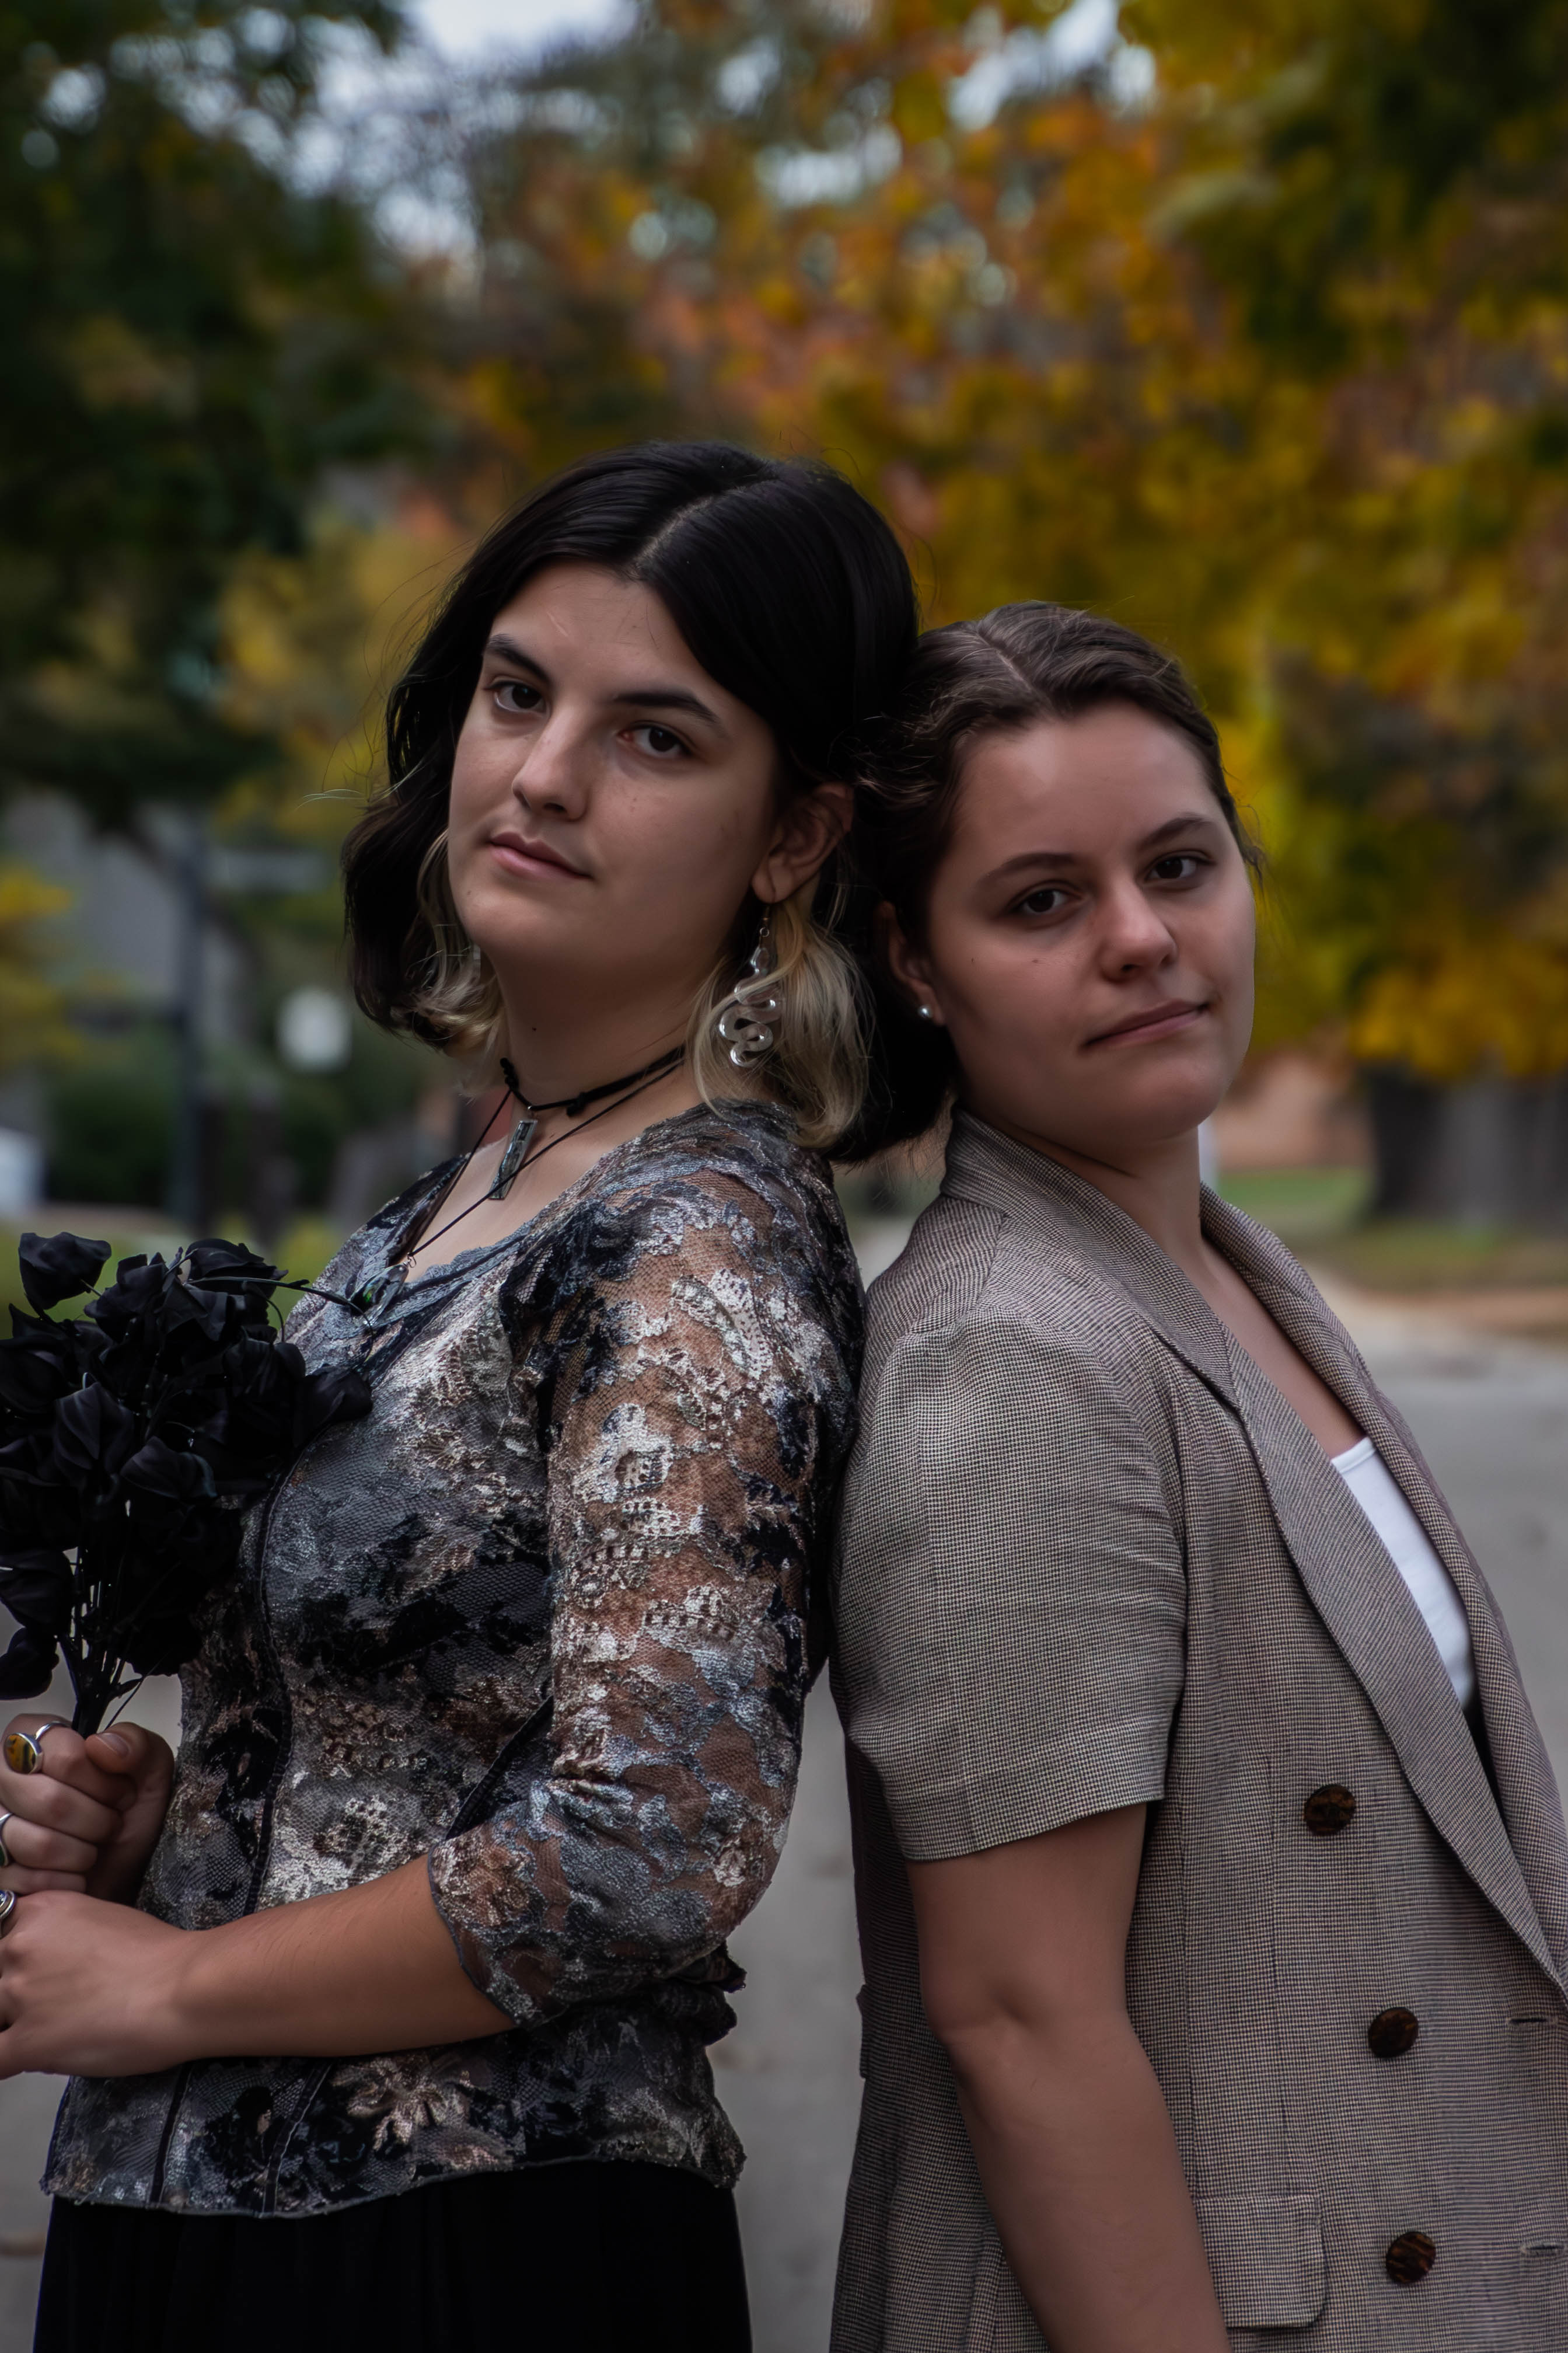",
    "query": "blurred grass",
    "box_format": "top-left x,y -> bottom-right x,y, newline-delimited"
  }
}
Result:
1309,1221 -> 1568,1292
0,1212 -> 350,1323
1220,1166 -> 1568,1291
1218,1167 -> 1371,1246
